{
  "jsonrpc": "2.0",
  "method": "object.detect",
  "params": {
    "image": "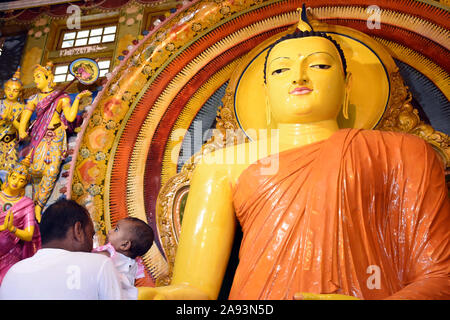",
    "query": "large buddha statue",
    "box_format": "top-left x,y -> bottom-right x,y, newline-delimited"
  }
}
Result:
139,11 -> 449,300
